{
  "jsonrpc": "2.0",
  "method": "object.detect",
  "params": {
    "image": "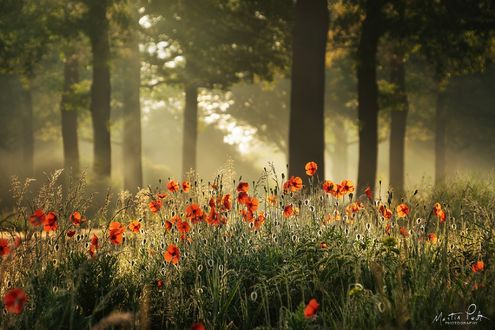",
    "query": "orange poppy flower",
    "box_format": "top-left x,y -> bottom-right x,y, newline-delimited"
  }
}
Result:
149,200 -> 163,213
322,180 -> 337,195
284,176 -> 303,192
399,227 -> 410,238
164,244 -> 180,265
246,197 -> 259,212
472,260 -> 485,273
191,322 -> 206,330
339,180 -> 355,195
254,212 -> 265,229
365,186 -> 373,200
0,239 -> 10,256
185,203 -> 203,222
128,220 -> 141,233
3,288 -> 28,314
345,202 -> 363,216
157,192 -> 168,199
29,209 -> 45,226
267,194 -> 277,206
222,194 -> 232,210
379,205 -> 393,220
237,182 -> 249,192
167,180 -> 180,193
70,211 -> 84,226
305,161 -> 318,176
241,209 -> 254,222
427,233 -> 437,244
182,181 -> 191,192
237,191 -> 249,205
43,212 -> 58,232
177,219 -> 191,233
396,203 -> 410,218
433,203 -> 446,223
283,204 -> 294,218
108,221 -> 125,245
304,298 -> 320,319
165,220 -> 173,231
89,234 -> 98,257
